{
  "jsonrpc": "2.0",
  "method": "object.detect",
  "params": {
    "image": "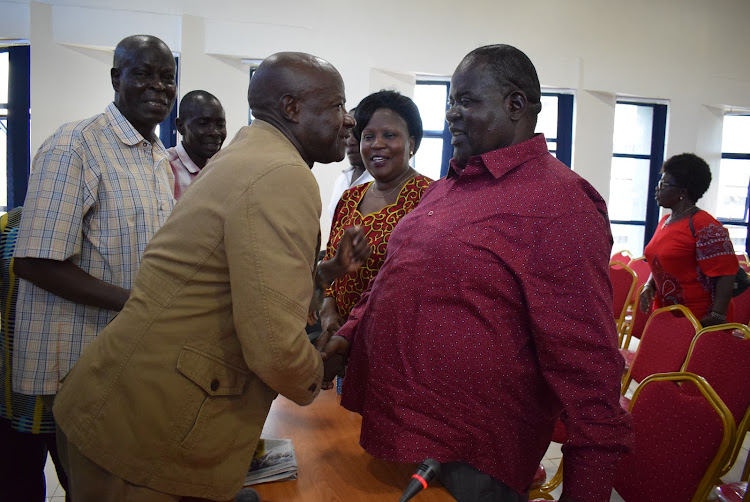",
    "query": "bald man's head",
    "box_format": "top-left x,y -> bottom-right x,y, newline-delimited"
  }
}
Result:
111,35 -> 176,141
248,52 -> 338,118
246,52 -> 355,167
